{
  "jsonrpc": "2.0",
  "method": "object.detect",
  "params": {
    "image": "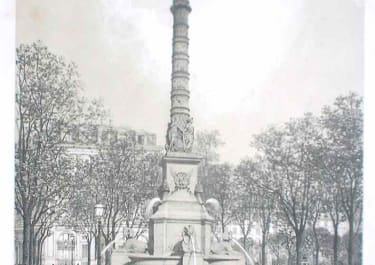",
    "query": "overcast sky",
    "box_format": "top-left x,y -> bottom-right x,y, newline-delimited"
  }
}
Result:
16,0 -> 363,163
